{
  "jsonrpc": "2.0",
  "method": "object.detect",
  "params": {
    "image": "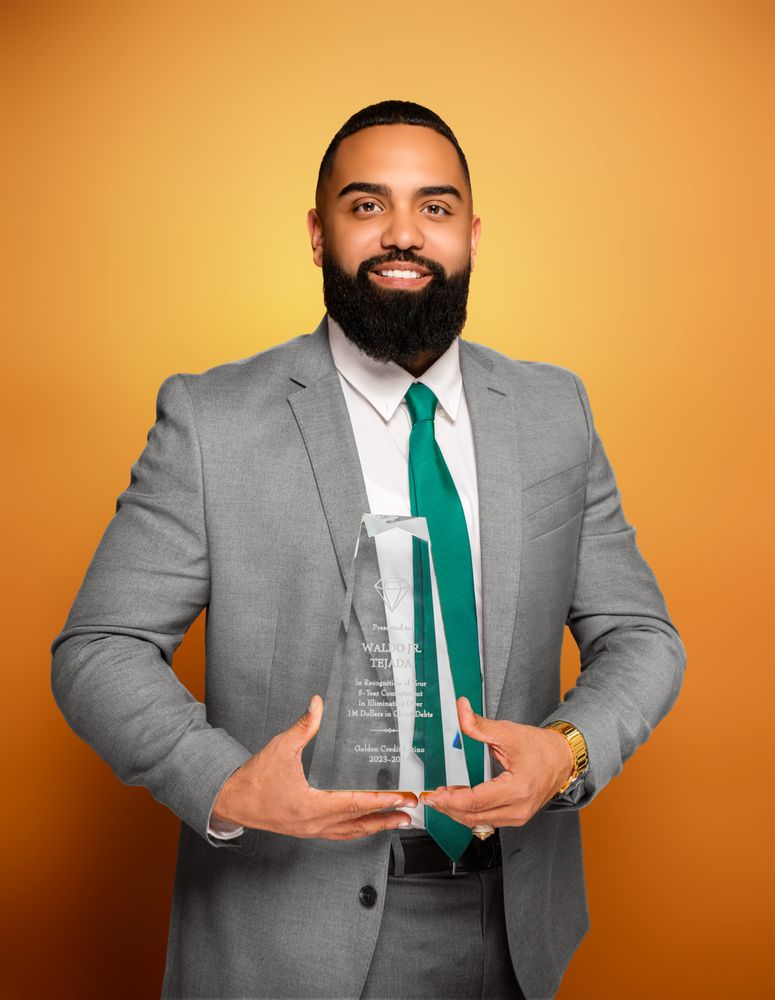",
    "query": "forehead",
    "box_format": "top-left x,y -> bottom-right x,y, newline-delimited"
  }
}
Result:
326,124 -> 468,194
